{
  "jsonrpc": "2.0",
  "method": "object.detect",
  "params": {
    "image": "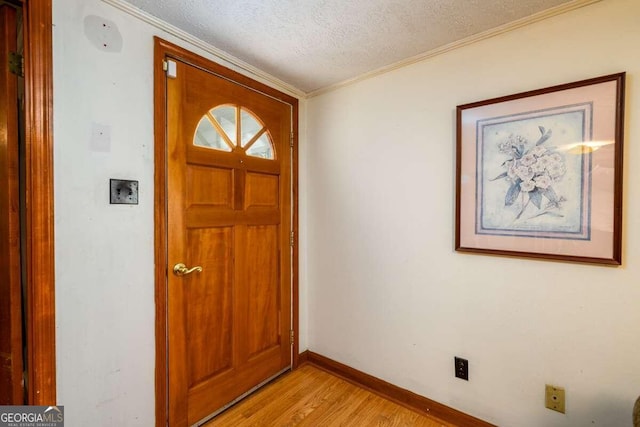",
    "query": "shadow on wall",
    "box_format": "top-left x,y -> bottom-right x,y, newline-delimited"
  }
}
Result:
584,393 -> 638,426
